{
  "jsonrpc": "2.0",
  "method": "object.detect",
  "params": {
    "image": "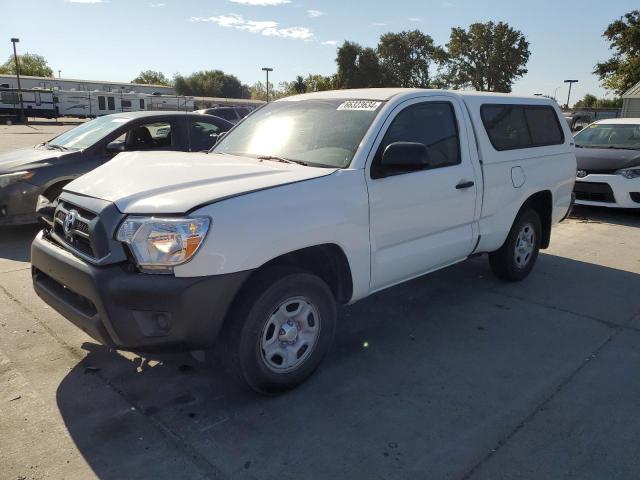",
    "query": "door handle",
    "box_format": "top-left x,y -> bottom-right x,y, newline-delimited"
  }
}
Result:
455,180 -> 475,190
